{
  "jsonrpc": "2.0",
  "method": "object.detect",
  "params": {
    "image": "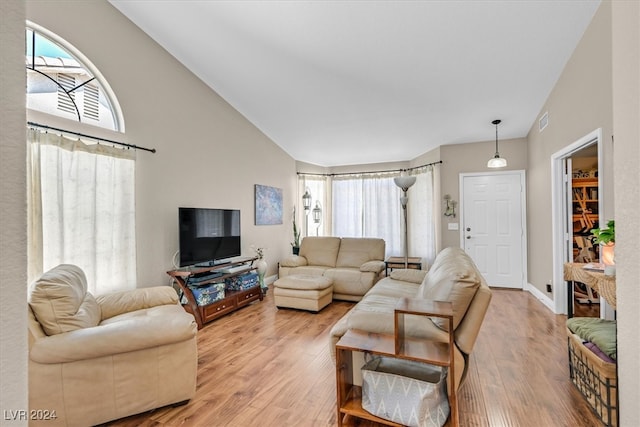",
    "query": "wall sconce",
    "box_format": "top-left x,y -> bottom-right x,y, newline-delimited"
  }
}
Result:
302,189 -> 312,237
302,189 -> 312,212
444,194 -> 456,218
312,201 -> 322,236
